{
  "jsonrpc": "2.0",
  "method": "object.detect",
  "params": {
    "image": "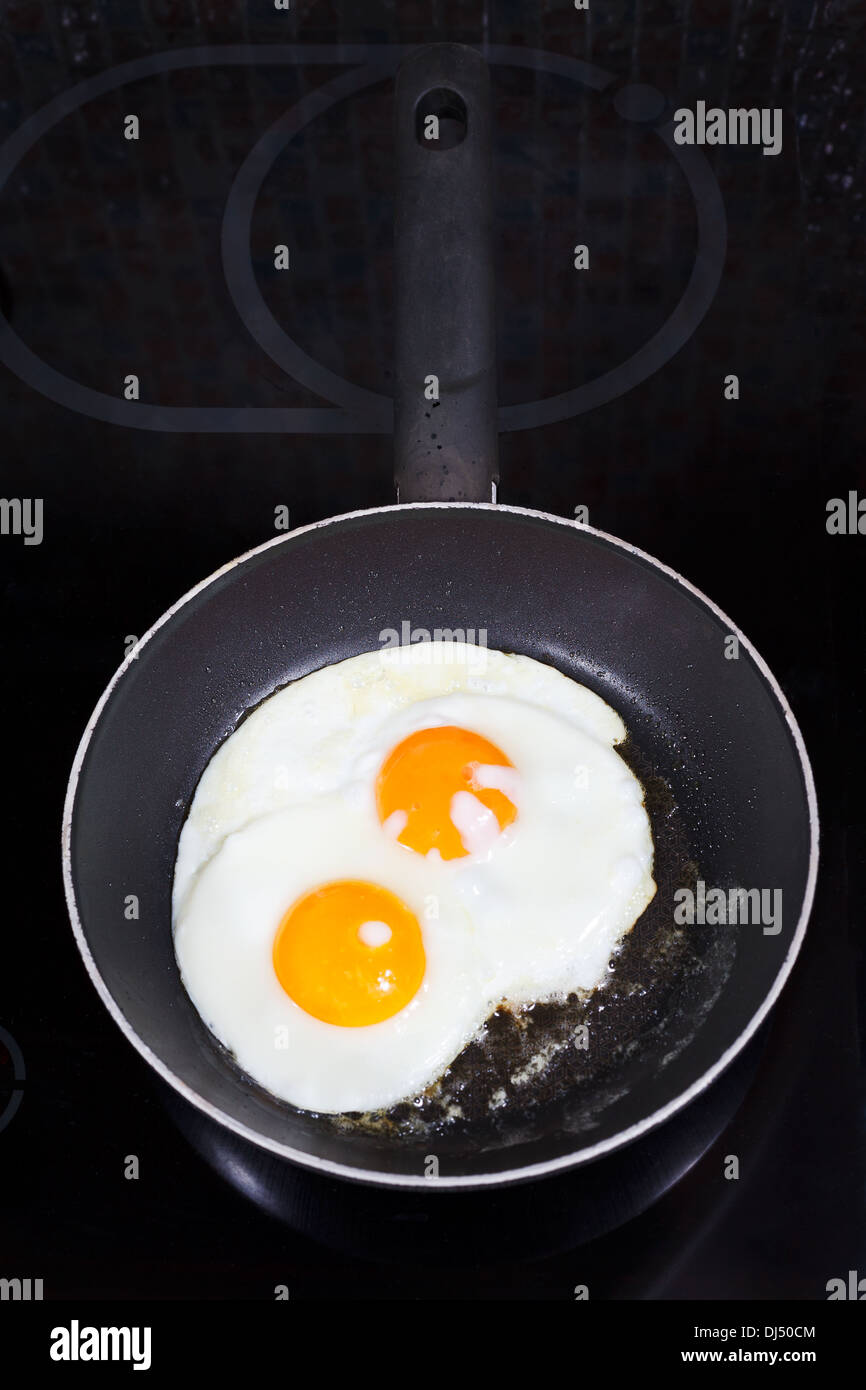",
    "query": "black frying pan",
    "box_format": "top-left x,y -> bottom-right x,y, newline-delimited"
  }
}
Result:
62,45 -> 817,1190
